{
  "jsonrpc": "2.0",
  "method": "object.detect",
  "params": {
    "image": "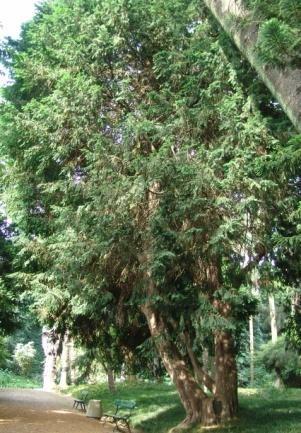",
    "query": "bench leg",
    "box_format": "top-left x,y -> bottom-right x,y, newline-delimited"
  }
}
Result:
125,420 -> 131,433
